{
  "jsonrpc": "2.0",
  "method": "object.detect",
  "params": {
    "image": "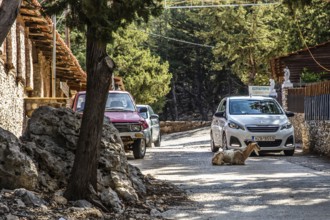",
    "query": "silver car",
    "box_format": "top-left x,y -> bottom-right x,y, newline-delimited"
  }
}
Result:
137,104 -> 161,147
210,96 -> 295,156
